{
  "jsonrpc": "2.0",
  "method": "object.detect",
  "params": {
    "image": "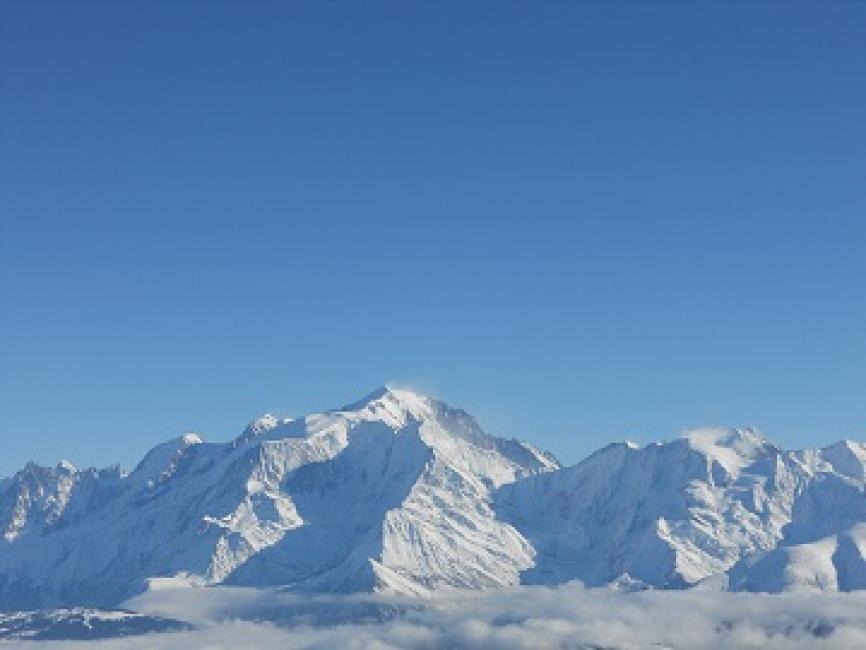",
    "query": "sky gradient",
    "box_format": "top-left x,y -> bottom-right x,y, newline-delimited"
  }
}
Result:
1,1 -> 864,477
